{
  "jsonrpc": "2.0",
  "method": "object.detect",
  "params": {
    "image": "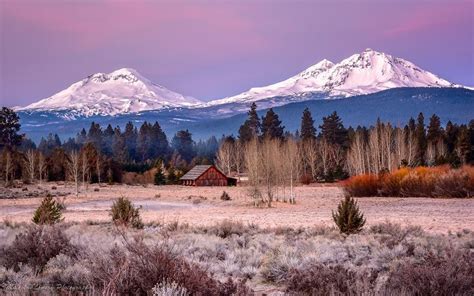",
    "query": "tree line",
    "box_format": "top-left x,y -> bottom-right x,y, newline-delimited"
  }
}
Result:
1,105 -> 473,195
